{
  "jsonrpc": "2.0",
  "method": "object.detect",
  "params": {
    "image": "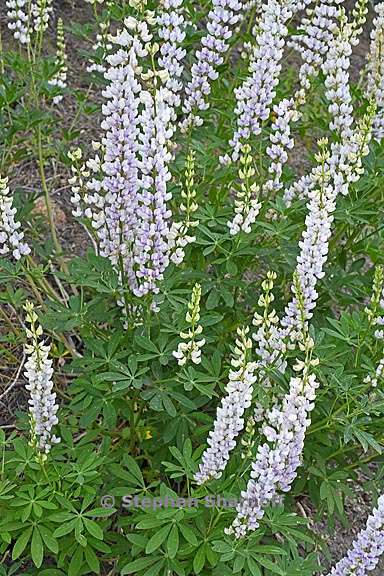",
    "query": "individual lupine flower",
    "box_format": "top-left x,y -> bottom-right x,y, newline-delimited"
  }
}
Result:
128,0 -> 147,8
180,0 -> 249,133
0,176 -> 30,260
48,18 -> 68,105
227,144 -> 261,235
221,0 -> 311,164
365,2 -> 384,141
173,283 -> 205,366
168,150 -> 199,264
194,326 -> 257,484
226,297 -> 320,538
157,0 -> 186,112
325,495 -> 384,576
23,301 -> 60,458
31,0 -> 53,34
6,0 -> 31,44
